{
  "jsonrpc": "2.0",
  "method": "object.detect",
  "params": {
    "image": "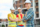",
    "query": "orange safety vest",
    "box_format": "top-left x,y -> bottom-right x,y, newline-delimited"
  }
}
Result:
17,14 -> 25,25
